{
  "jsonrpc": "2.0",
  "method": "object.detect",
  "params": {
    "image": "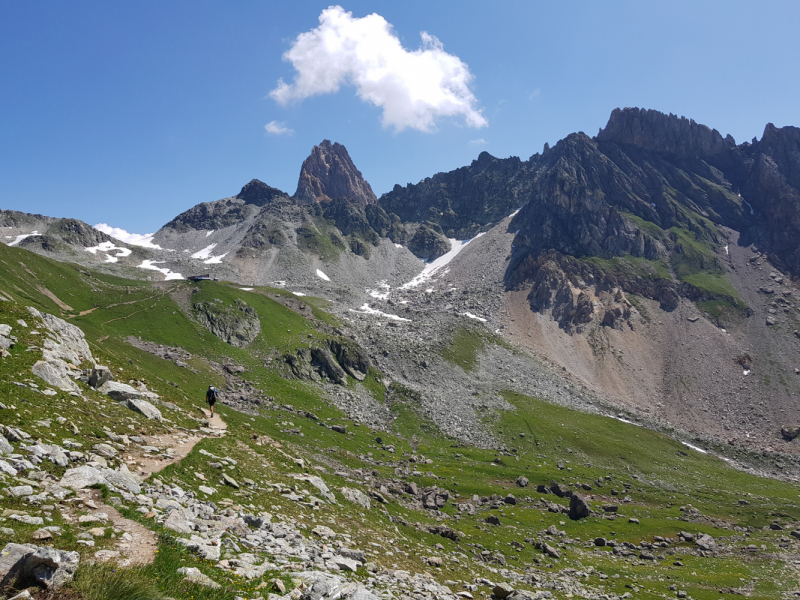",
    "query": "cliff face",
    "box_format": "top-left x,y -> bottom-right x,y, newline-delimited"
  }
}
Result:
744,124 -> 800,273
295,140 -> 377,206
597,107 -> 736,158
378,152 -> 533,239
